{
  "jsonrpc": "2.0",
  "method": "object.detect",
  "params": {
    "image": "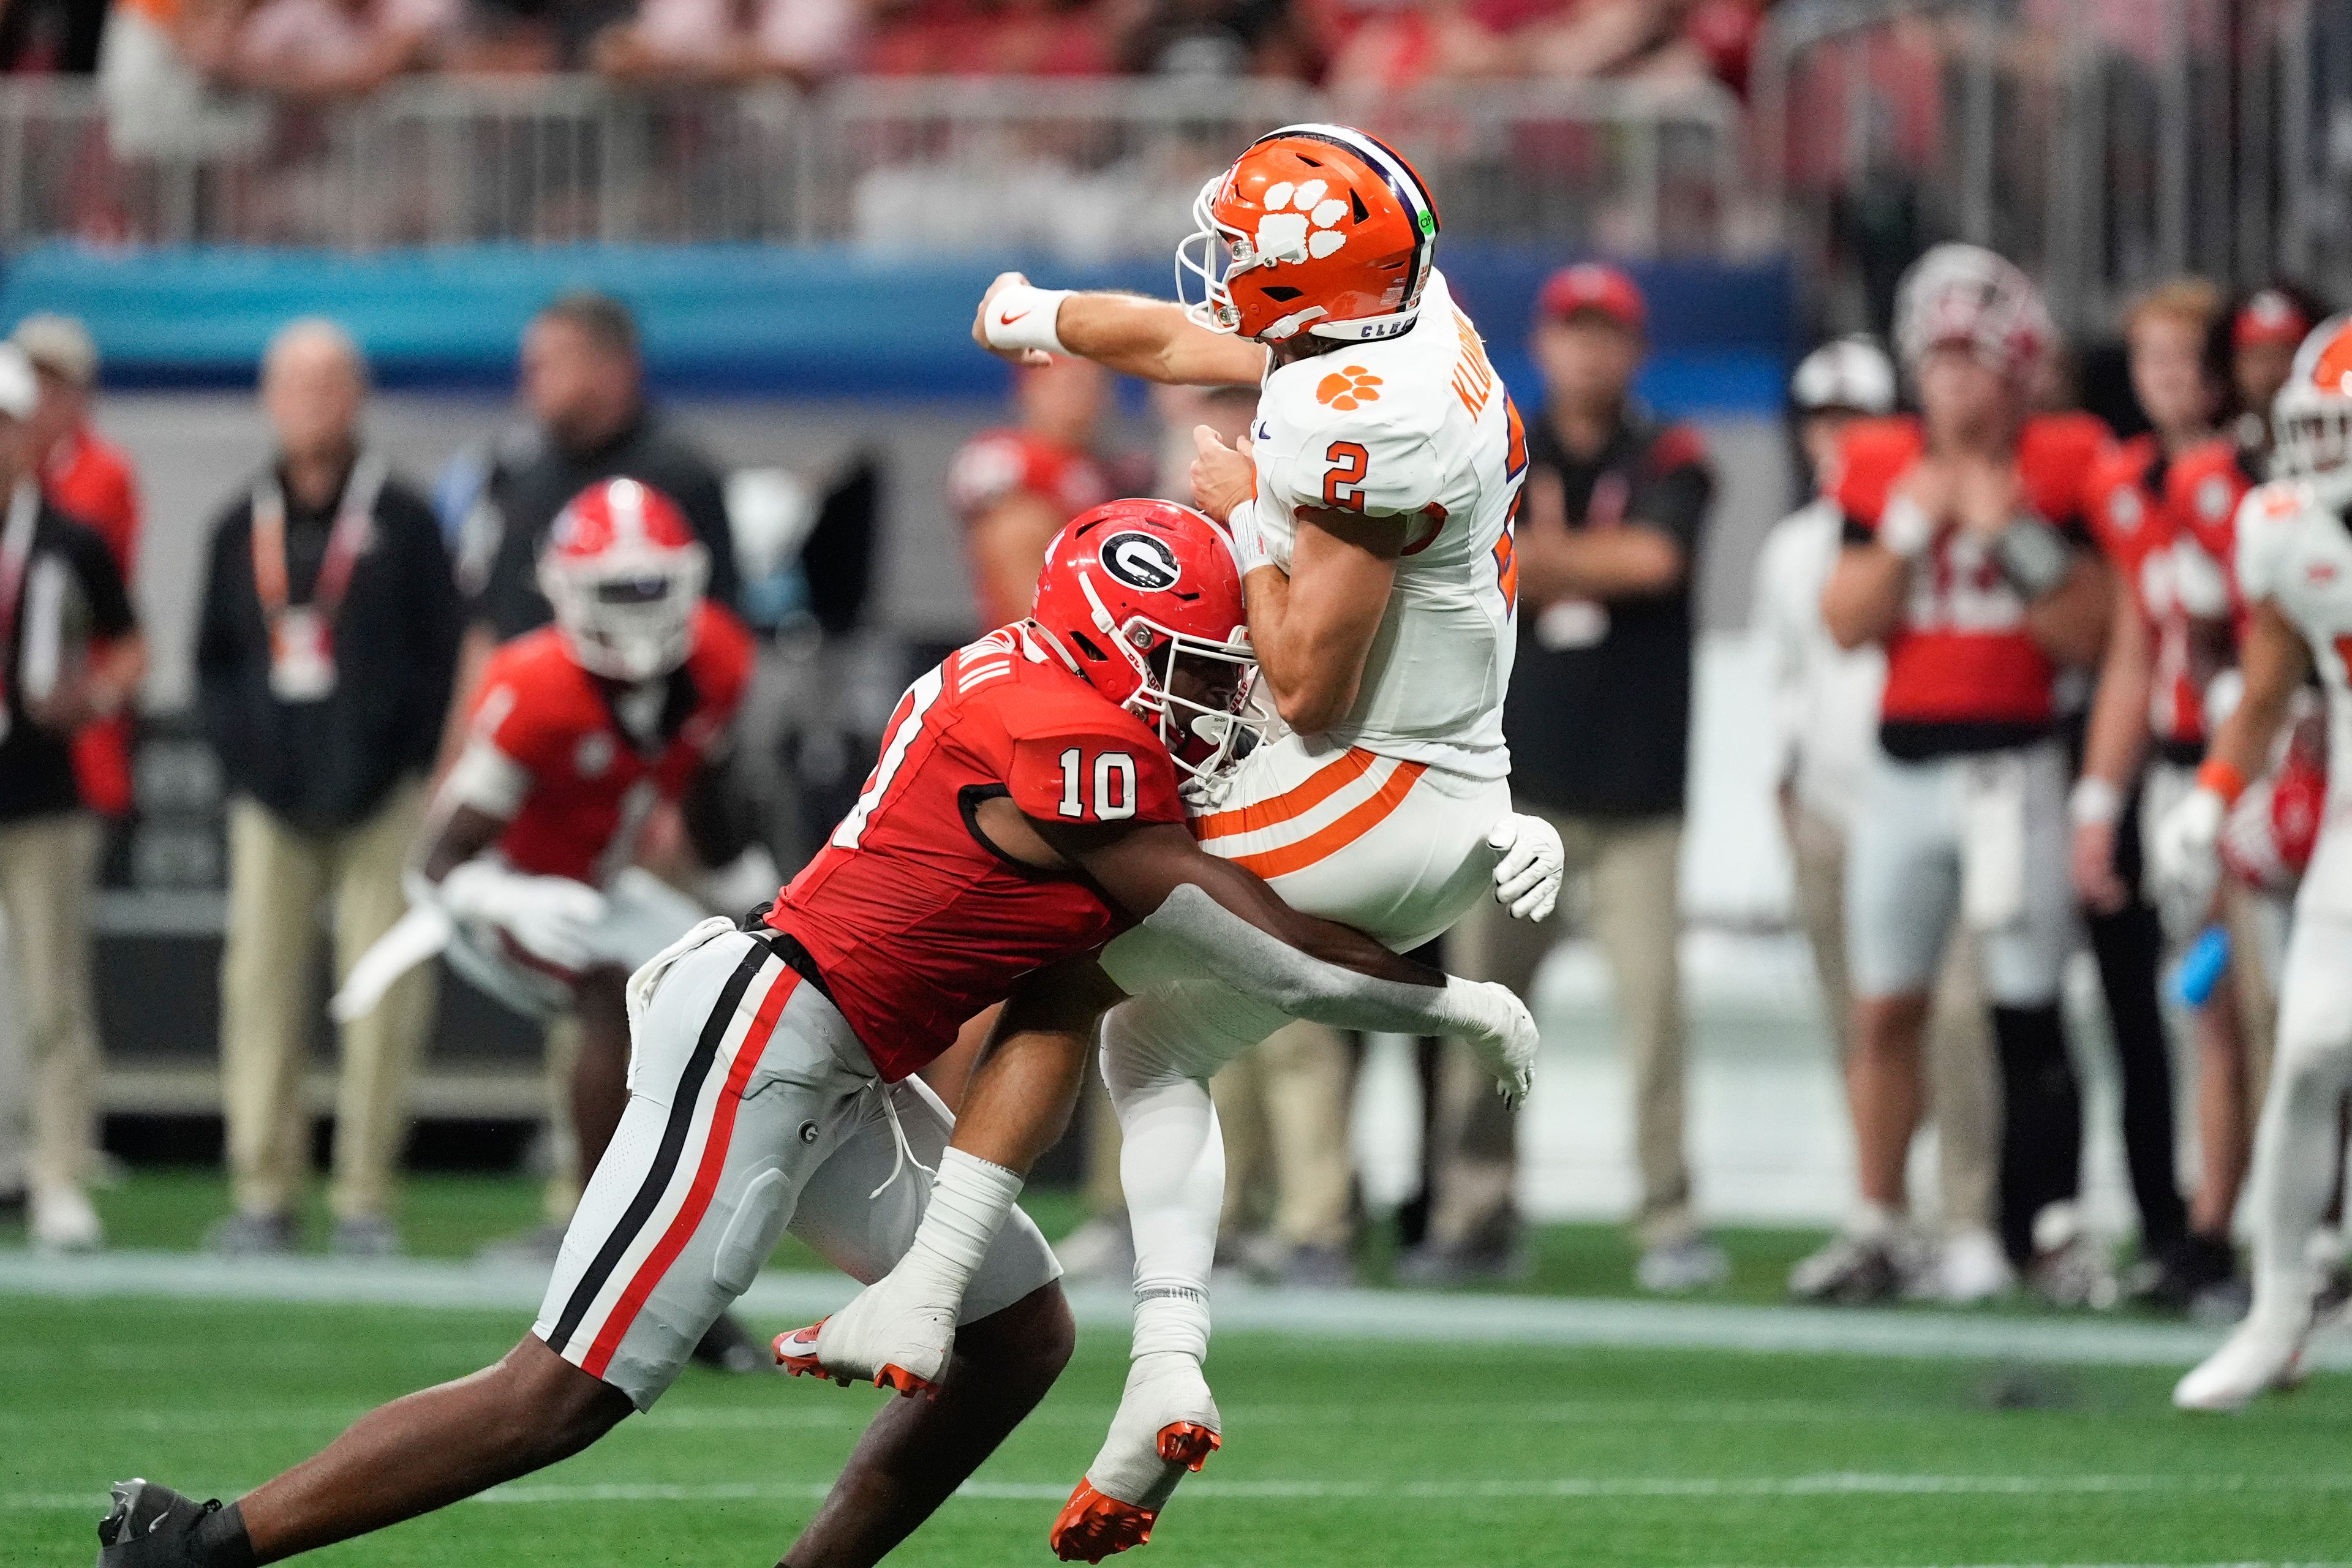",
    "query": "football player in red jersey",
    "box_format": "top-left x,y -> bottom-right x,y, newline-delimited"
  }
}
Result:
97,498 -> 1537,1568
2071,279 -> 2257,1311
949,353 -> 1115,631
331,475 -> 769,1368
1808,244 -> 2113,1305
